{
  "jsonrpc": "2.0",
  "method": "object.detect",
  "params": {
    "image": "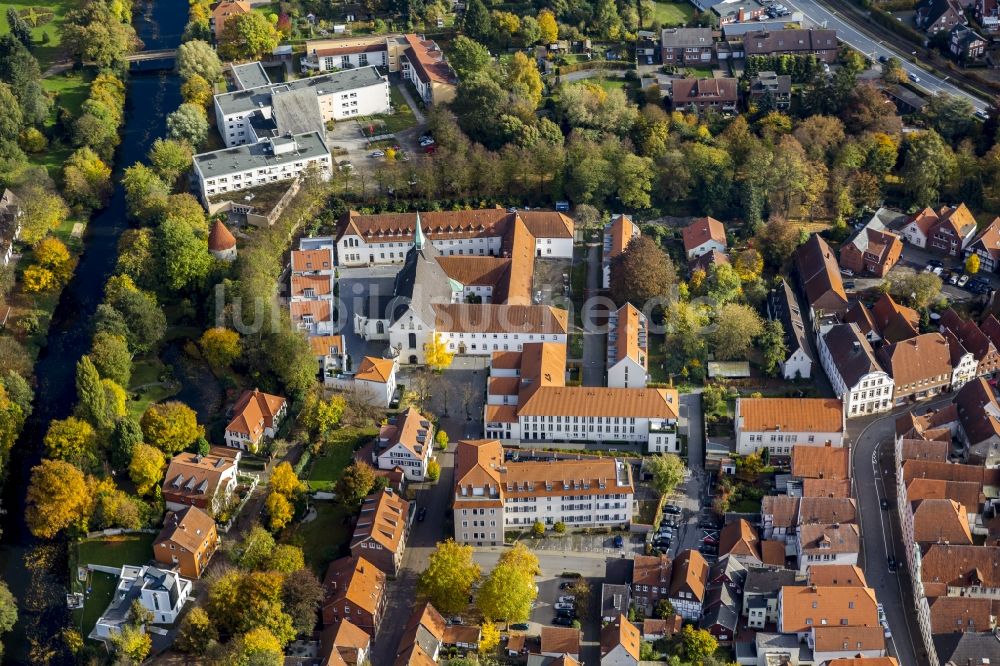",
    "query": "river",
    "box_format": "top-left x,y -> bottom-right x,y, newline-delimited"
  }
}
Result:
0,1 -> 185,661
